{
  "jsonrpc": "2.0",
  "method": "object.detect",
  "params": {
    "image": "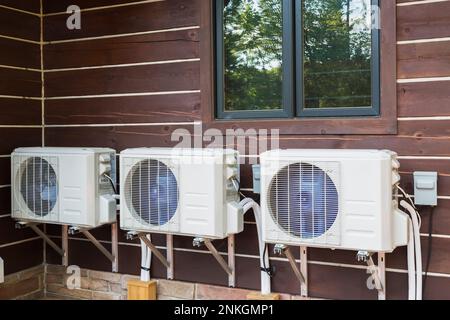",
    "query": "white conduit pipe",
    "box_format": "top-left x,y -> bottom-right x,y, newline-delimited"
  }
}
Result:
240,198 -> 271,295
140,234 -> 152,282
401,200 -> 423,300
407,218 -> 416,300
